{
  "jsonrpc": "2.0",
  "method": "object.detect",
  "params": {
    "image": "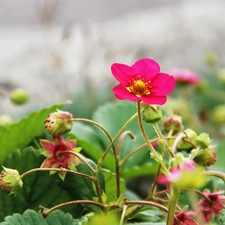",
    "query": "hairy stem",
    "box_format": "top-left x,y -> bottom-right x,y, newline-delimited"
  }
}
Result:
20,167 -> 94,180
137,102 -> 168,174
40,200 -> 106,217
